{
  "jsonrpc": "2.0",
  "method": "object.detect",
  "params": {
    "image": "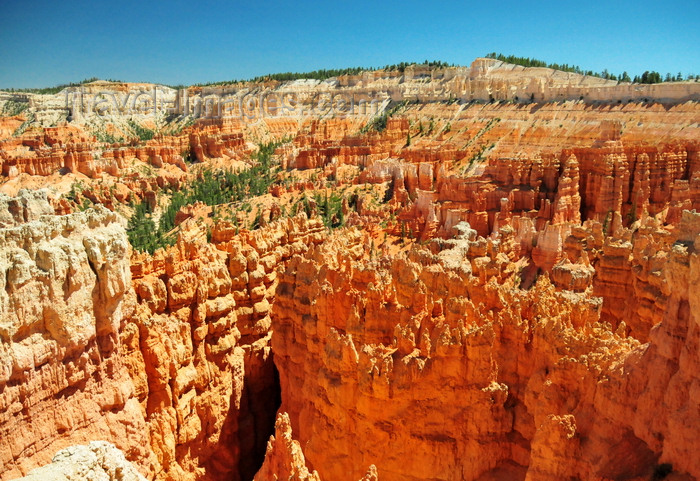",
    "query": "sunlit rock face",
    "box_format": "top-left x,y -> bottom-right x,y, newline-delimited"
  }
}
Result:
0,194 -> 153,480
270,212 -> 700,480
13,441 -> 148,481
0,190 -> 323,481
0,59 -> 699,481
